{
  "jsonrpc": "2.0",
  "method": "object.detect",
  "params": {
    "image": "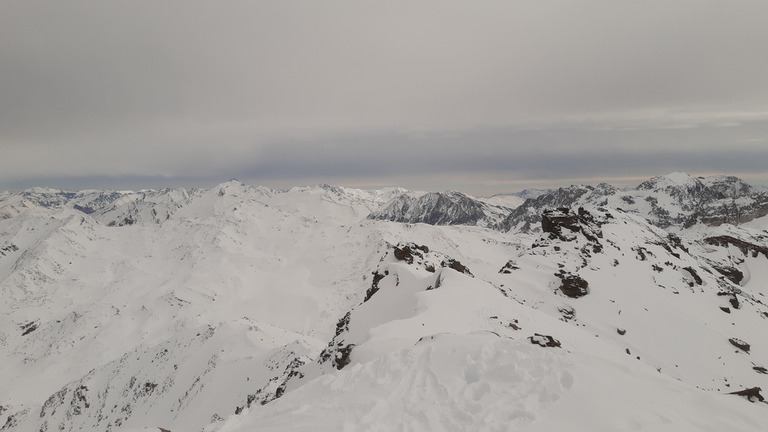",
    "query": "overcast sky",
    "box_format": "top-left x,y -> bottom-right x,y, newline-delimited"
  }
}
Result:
2,1 -> 768,195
